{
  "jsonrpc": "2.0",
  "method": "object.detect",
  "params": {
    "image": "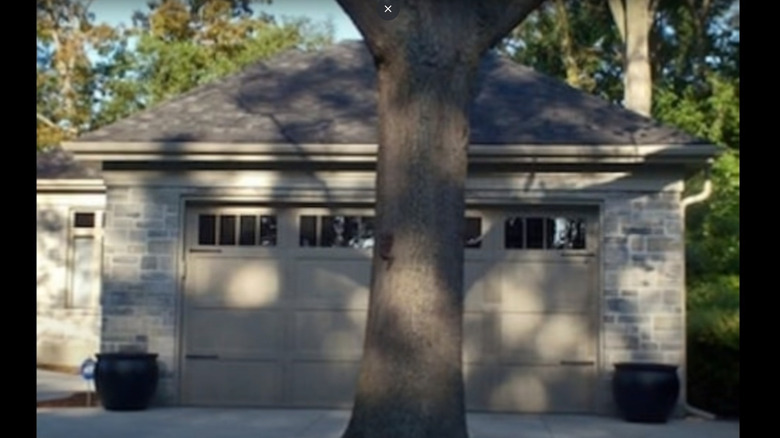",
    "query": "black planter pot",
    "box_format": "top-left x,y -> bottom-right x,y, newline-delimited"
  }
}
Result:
612,362 -> 680,423
95,353 -> 159,411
